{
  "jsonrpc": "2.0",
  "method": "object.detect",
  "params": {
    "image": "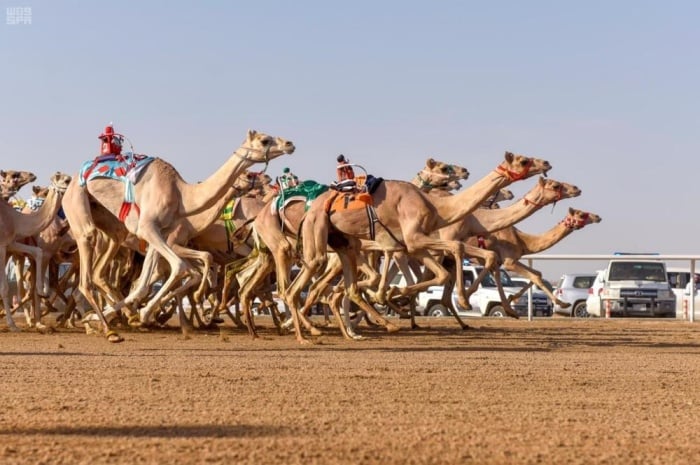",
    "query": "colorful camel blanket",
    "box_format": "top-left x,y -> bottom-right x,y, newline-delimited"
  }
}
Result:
220,198 -> 240,252
78,153 -> 155,222
272,180 -> 329,213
